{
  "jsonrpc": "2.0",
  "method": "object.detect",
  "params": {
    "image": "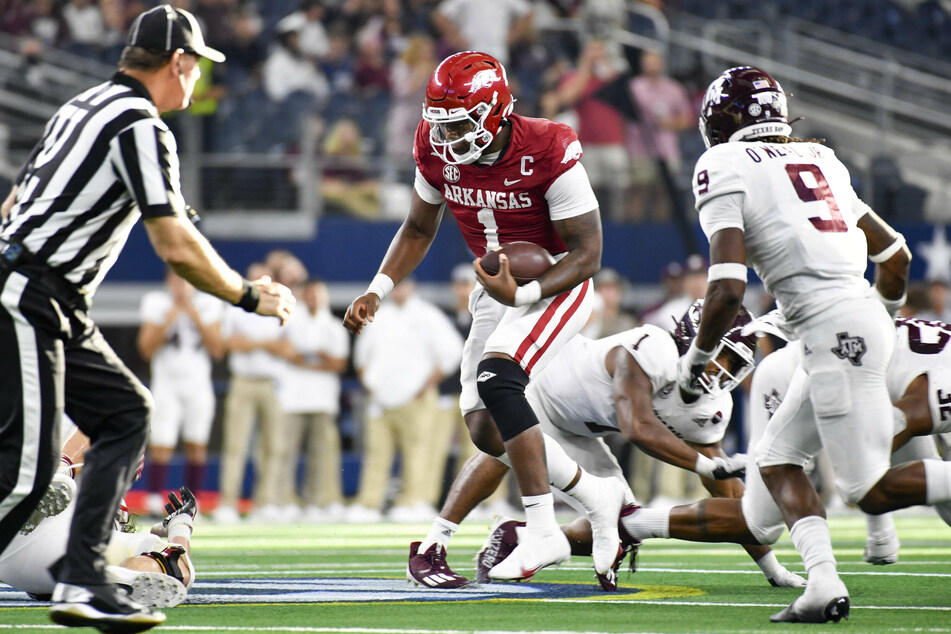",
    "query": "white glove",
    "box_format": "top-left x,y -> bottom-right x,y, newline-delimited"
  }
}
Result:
695,453 -> 747,480
741,308 -> 794,342
677,341 -> 716,401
